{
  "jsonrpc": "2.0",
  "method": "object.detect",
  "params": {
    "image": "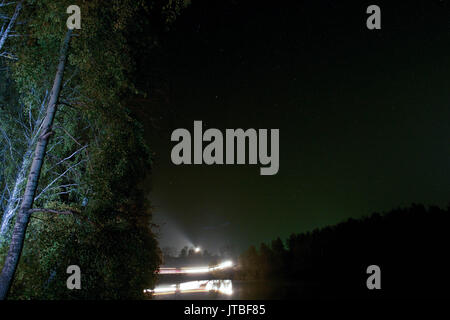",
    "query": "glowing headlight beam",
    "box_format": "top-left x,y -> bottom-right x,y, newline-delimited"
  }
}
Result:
156,260 -> 233,274
145,280 -> 233,296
